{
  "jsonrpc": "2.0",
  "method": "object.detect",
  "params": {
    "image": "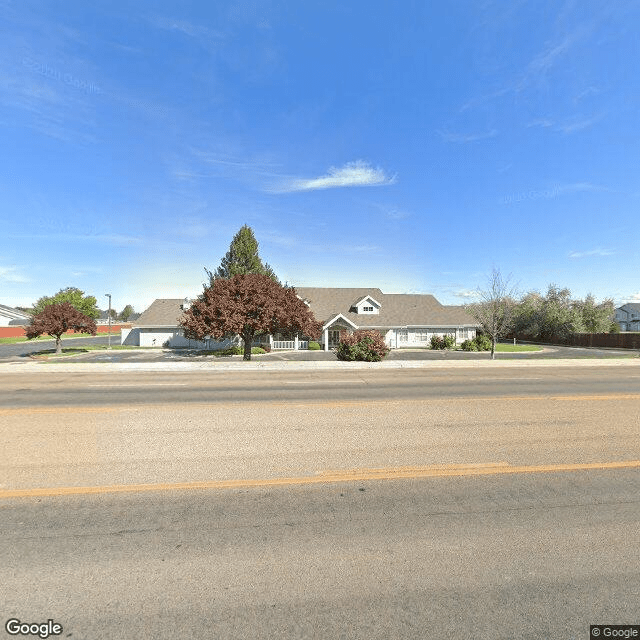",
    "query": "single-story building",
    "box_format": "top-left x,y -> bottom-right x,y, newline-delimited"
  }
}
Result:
615,303 -> 640,332
122,288 -> 479,350
297,287 -> 478,351
121,299 -> 236,349
0,304 -> 31,327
